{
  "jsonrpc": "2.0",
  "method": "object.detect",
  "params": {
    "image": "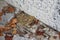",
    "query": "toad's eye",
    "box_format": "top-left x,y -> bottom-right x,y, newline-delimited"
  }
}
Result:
0,17 -> 2,21
0,12 -> 4,21
2,5 -> 15,13
7,7 -> 15,13
0,12 -> 3,16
